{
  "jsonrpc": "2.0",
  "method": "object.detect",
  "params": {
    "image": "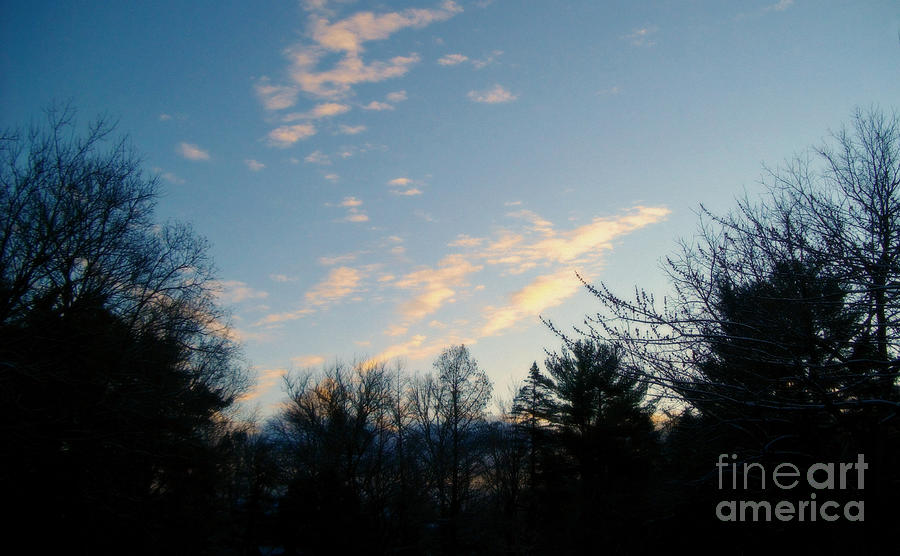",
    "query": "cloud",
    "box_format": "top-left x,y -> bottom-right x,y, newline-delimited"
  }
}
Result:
765,0 -> 794,12
305,150 -> 331,164
324,173 -> 340,182
309,2 -> 462,55
386,90 -> 407,102
306,266 -> 362,305
334,196 -> 369,222
373,334 -> 428,361
239,367 -> 288,401
292,355 -> 327,367
284,102 -> 351,120
245,159 -> 266,171
255,308 -> 315,326
394,254 -> 482,320
212,280 -> 269,305
369,331 -> 477,365
319,252 -> 358,266
481,270 -> 582,336
467,84 -> 517,103
268,124 -> 317,147
598,85 -> 621,96
626,25 -> 658,47
363,100 -> 395,111
283,2 -> 460,98
388,177 -> 422,195
343,210 -> 369,222
154,168 -> 184,184
471,50 -> 502,69
338,124 -> 367,134
507,209 -> 554,236
438,53 -> 469,65
159,113 -> 172,121
392,187 -> 422,196
385,324 -> 408,337
177,142 -> 210,160
476,206 -> 670,274
414,209 -> 436,222
270,274 -> 297,282
448,234 -> 483,247
293,53 -> 422,98
256,79 -> 300,110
